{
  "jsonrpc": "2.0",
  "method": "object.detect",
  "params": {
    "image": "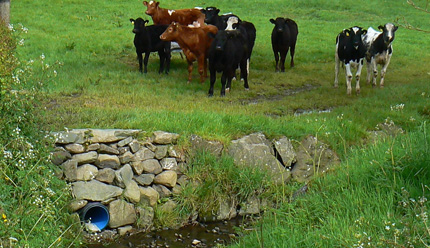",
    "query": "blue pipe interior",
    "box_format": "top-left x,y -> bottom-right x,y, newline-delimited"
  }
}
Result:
82,204 -> 110,231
